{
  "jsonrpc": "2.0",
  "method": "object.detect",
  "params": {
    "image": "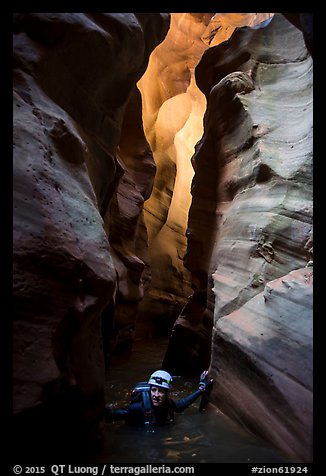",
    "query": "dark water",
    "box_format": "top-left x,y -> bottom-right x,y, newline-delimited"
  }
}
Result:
95,337 -> 290,464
